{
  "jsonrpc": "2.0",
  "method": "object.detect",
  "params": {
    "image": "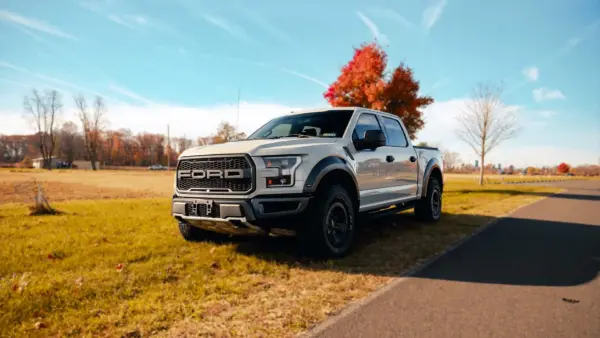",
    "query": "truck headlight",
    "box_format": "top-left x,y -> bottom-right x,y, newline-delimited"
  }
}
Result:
263,156 -> 301,187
